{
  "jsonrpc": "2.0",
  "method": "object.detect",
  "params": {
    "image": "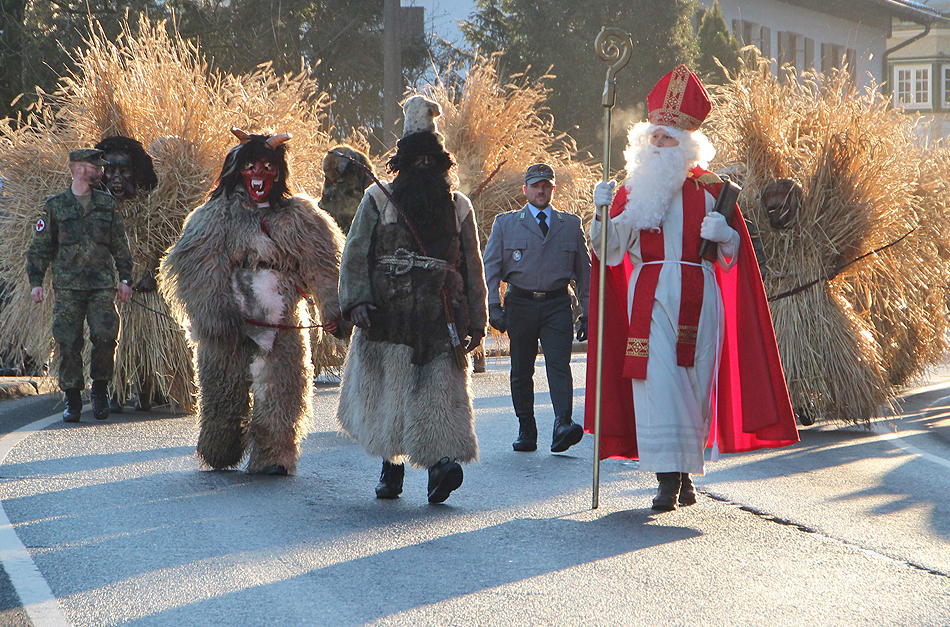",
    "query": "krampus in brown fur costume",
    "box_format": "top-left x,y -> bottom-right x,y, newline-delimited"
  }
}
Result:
321,145 -> 375,233
337,96 -> 488,503
160,130 -> 347,474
